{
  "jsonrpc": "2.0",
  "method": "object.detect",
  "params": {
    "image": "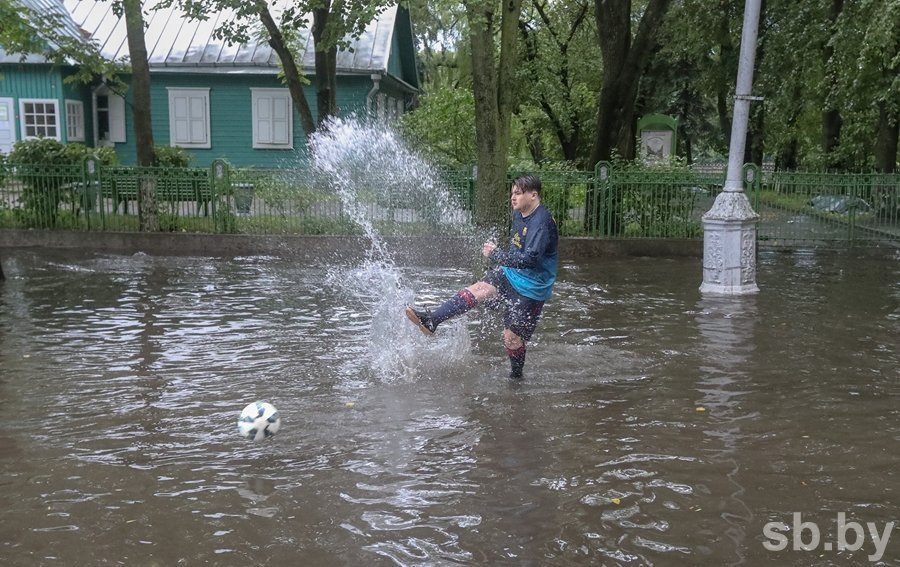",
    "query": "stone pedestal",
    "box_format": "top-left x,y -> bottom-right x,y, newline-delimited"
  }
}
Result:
700,191 -> 760,295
